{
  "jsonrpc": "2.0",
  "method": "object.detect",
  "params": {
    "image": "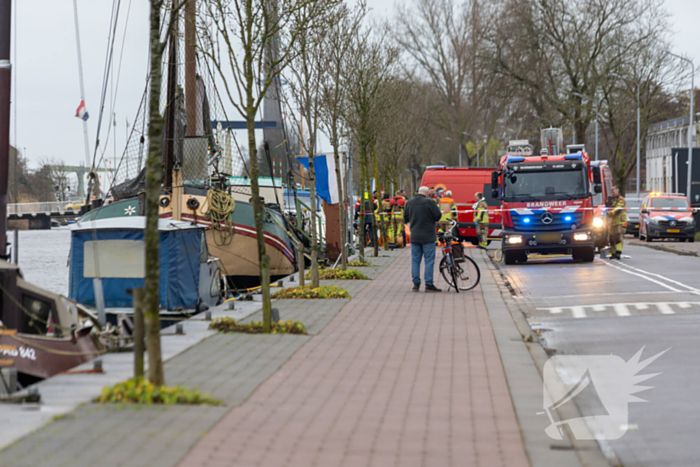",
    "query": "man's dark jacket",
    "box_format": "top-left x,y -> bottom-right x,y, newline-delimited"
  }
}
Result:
403,193 -> 442,244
